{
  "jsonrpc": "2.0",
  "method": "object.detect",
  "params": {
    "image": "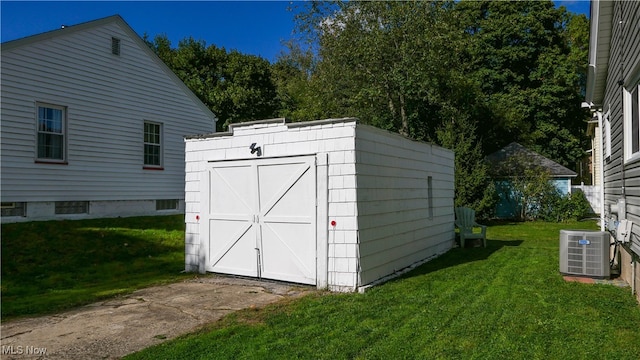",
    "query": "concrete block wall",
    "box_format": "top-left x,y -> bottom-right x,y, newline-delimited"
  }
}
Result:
619,247 -> 640,303
1,199 -> 184,224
